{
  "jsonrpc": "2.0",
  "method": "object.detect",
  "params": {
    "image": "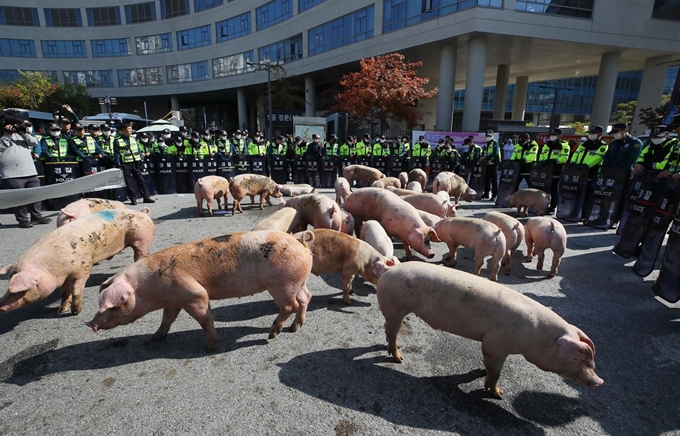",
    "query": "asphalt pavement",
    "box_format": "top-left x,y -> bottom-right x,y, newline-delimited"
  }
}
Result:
0,188 -> 679,436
